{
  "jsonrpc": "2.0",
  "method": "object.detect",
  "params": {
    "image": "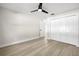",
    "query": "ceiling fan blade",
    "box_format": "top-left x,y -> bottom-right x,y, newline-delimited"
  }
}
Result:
31,9 -> 38,12
42,9 -> 48,14
38,3 -> 42,9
